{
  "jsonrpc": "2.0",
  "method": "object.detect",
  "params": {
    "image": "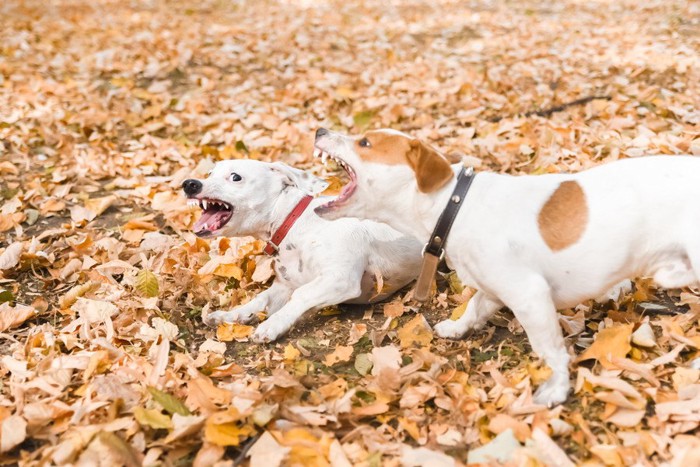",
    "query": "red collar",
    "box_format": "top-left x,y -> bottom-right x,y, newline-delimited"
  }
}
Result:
264,195 -> 313,255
